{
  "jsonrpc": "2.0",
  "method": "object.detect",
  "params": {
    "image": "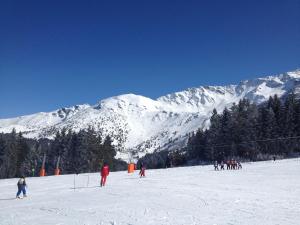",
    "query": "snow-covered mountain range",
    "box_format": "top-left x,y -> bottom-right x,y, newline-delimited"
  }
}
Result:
1,70 -> 300,160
